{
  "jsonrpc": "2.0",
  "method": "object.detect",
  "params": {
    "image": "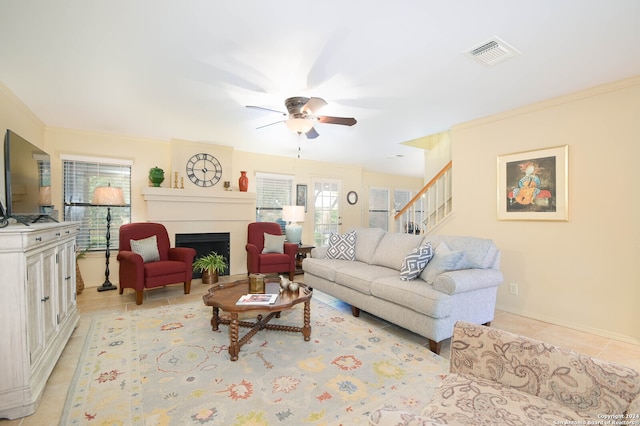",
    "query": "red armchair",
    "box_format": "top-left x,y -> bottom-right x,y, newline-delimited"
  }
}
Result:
117,222 -> 196,305
246,222 -> 297,280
